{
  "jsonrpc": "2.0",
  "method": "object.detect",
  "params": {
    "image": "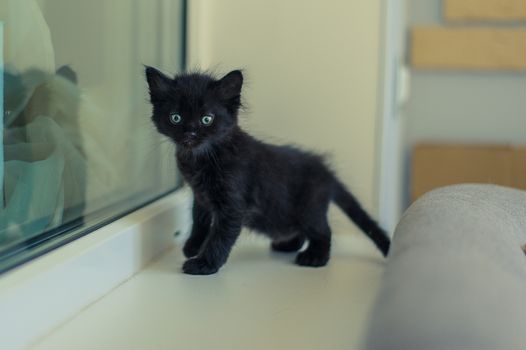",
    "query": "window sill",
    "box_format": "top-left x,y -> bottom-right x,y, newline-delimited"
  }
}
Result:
29,234 -> 385,350
0,188 -> 192,350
